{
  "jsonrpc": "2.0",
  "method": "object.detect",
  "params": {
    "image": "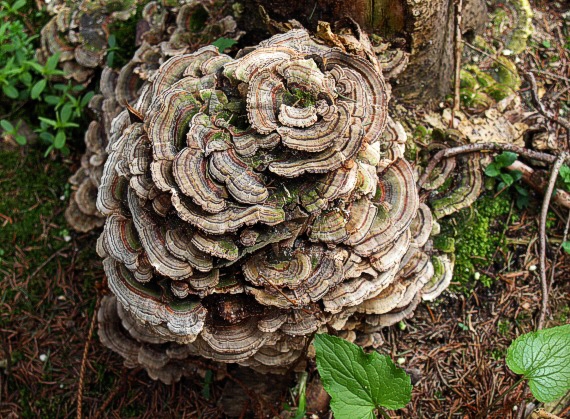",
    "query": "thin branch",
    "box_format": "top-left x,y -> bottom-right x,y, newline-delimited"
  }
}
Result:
418,143 -> 562,188
537,152 -> 568,330
525,71 -> 570,132
508,160 -> 570,210
452,0 -> 463,115
77,296 -> 101,419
